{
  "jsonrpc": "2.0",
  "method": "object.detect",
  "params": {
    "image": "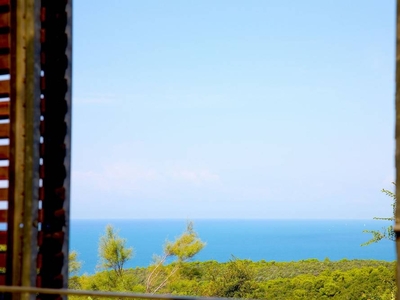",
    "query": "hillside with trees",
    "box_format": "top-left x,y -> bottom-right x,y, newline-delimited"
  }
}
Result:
68,221 -> 396,300
70,257 -> 395,299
